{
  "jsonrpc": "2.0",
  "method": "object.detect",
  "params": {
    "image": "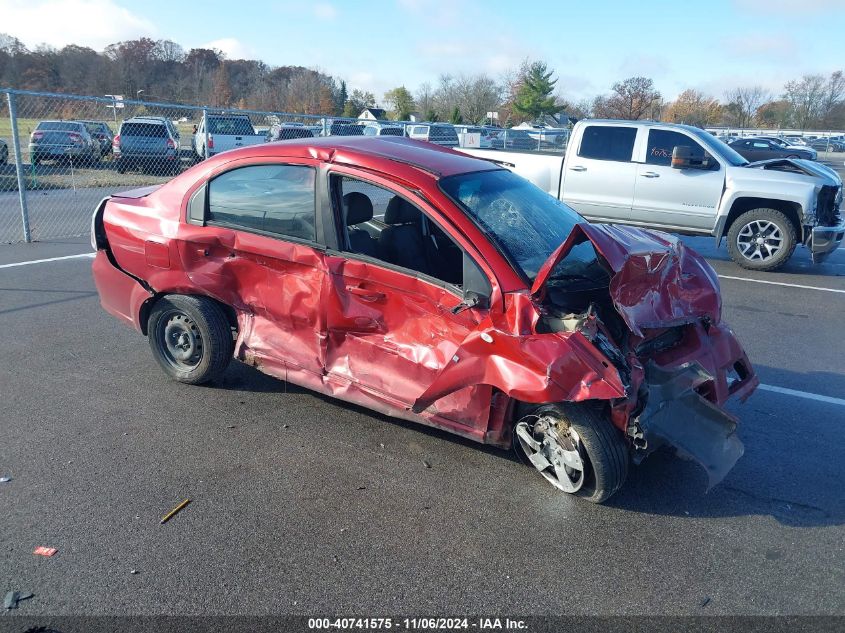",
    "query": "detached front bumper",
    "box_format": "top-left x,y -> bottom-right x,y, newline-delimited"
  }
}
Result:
810,220 -> 845,263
